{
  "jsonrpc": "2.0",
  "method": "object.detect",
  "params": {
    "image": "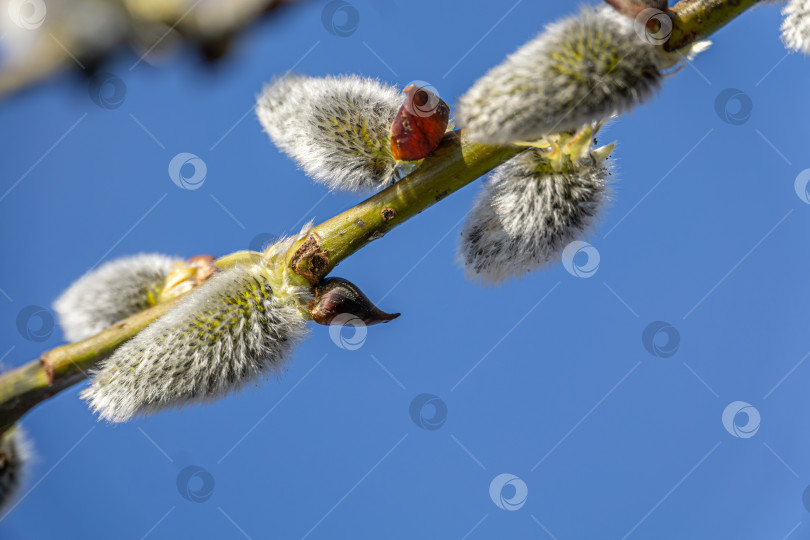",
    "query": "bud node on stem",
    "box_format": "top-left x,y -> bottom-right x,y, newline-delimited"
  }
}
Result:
381,207 -> 397,222
40,353 -> 55,385
289,232 -> 331,285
